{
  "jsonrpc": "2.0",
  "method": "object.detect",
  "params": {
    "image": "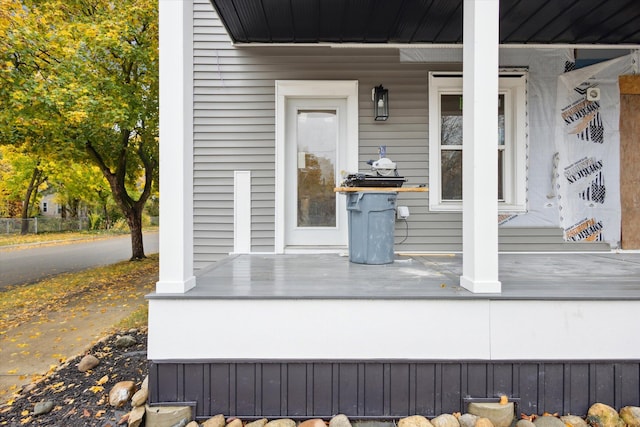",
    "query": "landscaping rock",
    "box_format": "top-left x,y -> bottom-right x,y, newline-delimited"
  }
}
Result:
246,418 -> 269,427
516,420 -> 536,427
587,403 -> 624,427
431,413 -> 460,427
353,422 -> 394,427
202,414 -> 227,427
186,423 -> 199,427
33,400 -> 54,416
300,419 -> 328,427
77,354 -> 100,372
468,402 -> 515,427
475,418 -> 495,427
331,414 -> 353,427
109,380 -> 137,407
561,415 -> 589,427
265,419 -> 296,427
534,415 -> 565,427
145,404 -> 192,427
458,413 -> 478,427
620,406 -> 640,427
128,405 -> 146,427
399,415 -> 434,427
228,418 -> 244,427
115,334 -> 138,348
131,386 -> 149,407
